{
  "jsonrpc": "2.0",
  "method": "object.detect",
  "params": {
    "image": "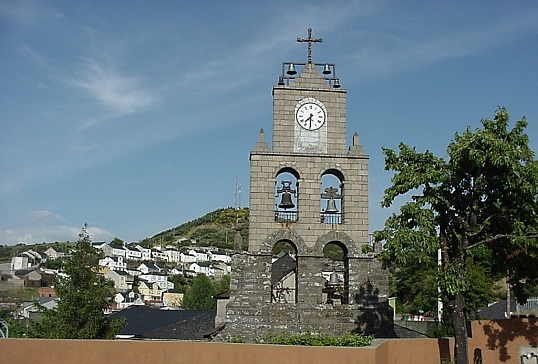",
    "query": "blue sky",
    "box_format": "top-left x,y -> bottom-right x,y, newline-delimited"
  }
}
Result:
1,1 -> 537,245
